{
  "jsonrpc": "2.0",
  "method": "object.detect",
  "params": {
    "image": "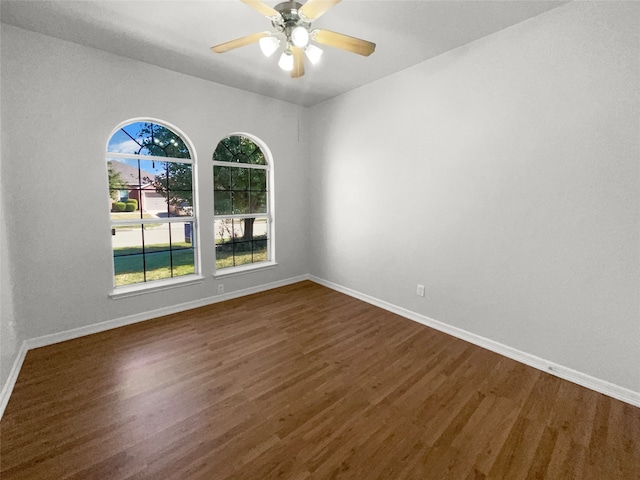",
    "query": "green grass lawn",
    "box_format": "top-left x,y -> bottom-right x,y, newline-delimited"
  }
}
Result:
114,242 -> 268,286
114,242 -> 194,286
215,247 -> 267,269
